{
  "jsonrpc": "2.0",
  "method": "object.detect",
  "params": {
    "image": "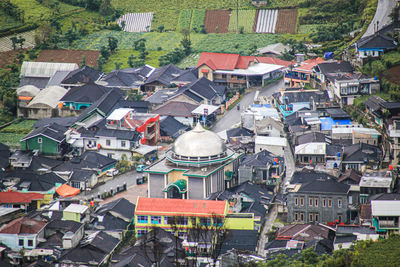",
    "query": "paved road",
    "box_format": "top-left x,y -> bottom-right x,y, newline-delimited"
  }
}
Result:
78,170 -> 144,199
363,0 -> 396,37
211,79 -> 284,133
